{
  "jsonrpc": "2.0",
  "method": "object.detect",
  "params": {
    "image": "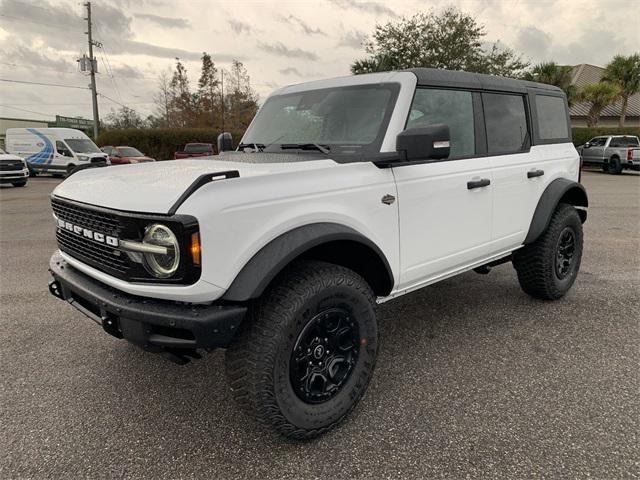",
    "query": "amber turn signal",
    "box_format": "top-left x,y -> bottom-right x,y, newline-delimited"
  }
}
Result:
190,232 -> 201,265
